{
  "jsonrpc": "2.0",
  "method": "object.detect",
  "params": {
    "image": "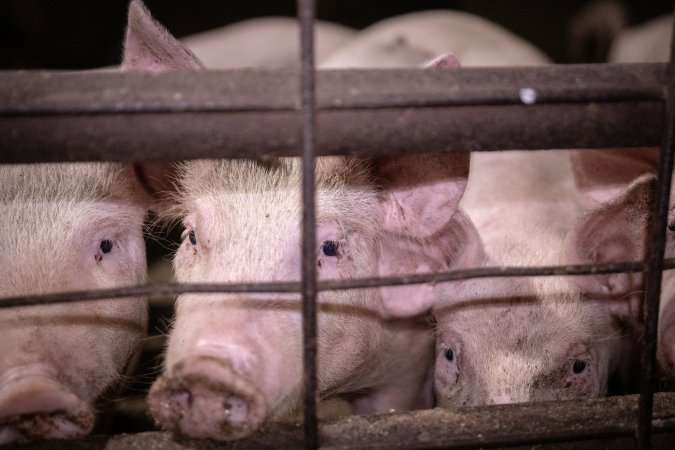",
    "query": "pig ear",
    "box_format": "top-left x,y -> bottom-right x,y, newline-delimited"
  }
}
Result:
374,151 -> 469,238
375,56 -> 466,238
564,174 -> 656,319
121,1 -> 195,210
379,209 -> 483,318
422,52 -> 461,69
569,148 -> 658,209
122,0 -> 204,71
